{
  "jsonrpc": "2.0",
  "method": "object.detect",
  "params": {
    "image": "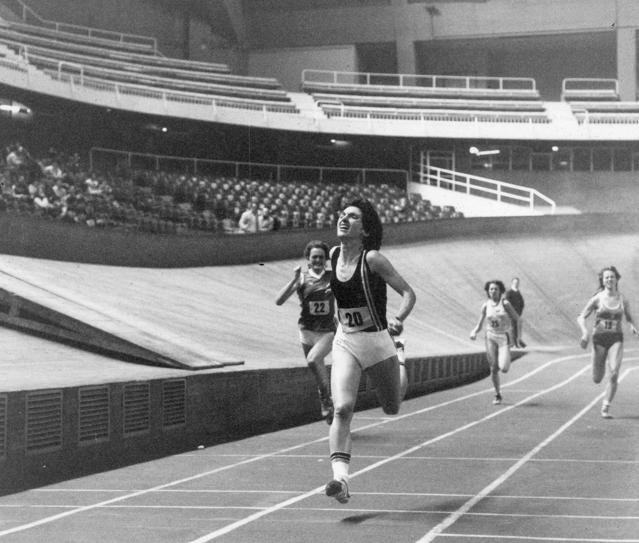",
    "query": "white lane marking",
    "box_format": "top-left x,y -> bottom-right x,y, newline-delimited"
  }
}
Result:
0,352 -> 593,539
0,440 -> 328,537
2,503 -> 639,523
27,454 -> 639,471
186,357 -> 592,542
438,535 -> 639,542
416,366 -> 638,543
19,490 -> 639,503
